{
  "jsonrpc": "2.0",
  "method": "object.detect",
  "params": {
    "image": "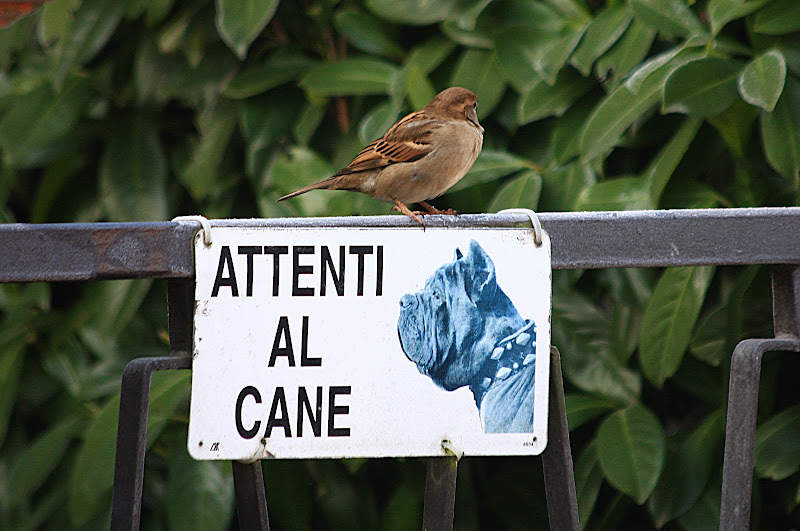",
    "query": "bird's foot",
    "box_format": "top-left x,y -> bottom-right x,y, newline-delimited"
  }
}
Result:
418,201 -> 459,216
392,198 -> 424,225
